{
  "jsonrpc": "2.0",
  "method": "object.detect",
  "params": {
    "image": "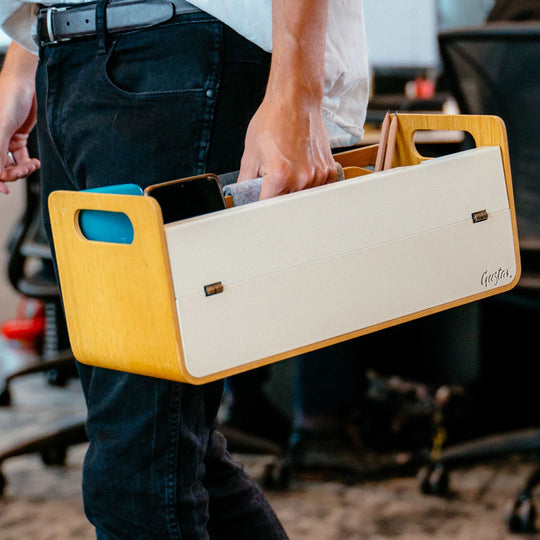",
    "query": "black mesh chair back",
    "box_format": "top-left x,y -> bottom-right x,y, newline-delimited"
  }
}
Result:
438,23 -> 540,249
427,26 -> 540,528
